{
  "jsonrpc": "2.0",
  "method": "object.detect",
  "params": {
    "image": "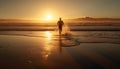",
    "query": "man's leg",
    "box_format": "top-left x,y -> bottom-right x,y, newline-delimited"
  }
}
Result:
59,26 -> 62,35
